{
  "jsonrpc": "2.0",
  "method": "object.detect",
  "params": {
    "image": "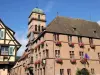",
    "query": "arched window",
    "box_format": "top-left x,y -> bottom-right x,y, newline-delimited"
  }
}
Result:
42,26 -> 44,31
38,15 -> 40,20
35,25 -> 37,31
38,25 -> 40,31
